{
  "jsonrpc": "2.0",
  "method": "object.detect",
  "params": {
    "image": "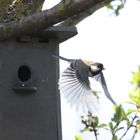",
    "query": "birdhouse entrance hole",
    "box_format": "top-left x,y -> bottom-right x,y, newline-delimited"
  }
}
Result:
18,65 -> 31,82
